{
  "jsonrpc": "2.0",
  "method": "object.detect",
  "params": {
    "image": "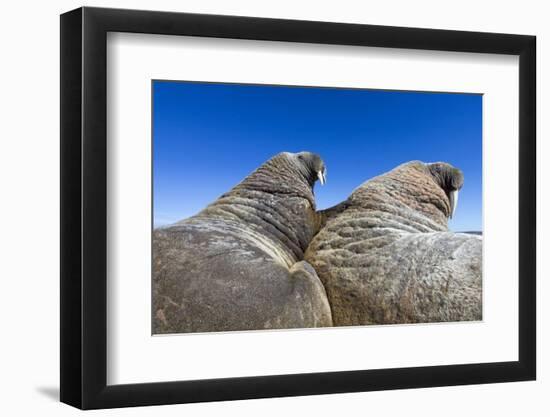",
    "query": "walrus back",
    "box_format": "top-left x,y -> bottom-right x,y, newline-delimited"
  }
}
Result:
153,217 -> 332,333
307,226 -> 482,325
306,161 -> 482,326
152,152 -> 332,333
